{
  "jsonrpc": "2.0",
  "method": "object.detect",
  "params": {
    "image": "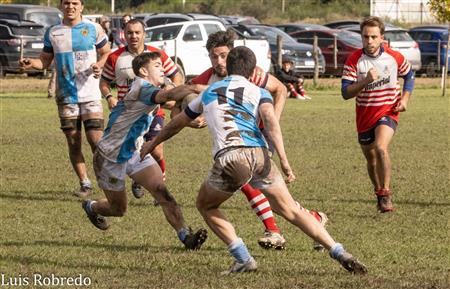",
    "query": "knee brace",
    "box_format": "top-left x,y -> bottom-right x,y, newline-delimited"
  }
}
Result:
83,119 -> 104,131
